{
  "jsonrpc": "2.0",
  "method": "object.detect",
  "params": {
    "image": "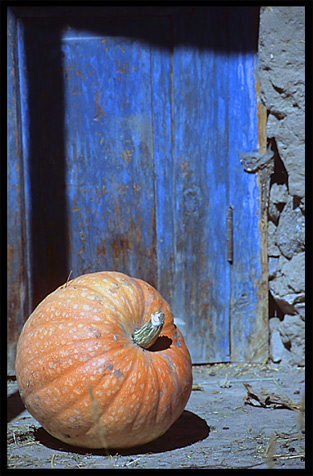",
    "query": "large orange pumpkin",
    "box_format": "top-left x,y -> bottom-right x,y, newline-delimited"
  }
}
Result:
15,271 -> 192,449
